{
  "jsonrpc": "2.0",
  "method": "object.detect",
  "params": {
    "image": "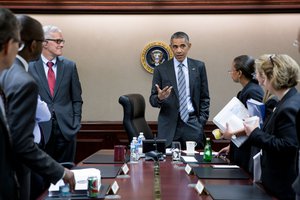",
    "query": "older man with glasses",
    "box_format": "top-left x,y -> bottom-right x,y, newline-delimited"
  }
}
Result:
29,25 -> 83,164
